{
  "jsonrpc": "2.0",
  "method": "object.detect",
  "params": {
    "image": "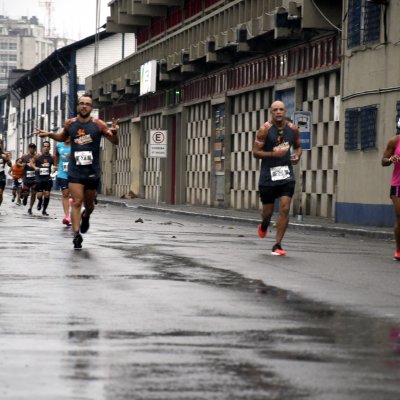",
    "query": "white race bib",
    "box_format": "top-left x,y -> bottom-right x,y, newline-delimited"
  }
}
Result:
75,151 -> 93,166
62,162 -> 69,172
26,170 -> 35,178
270,165 -> 290,181
39,167 -> 49,175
